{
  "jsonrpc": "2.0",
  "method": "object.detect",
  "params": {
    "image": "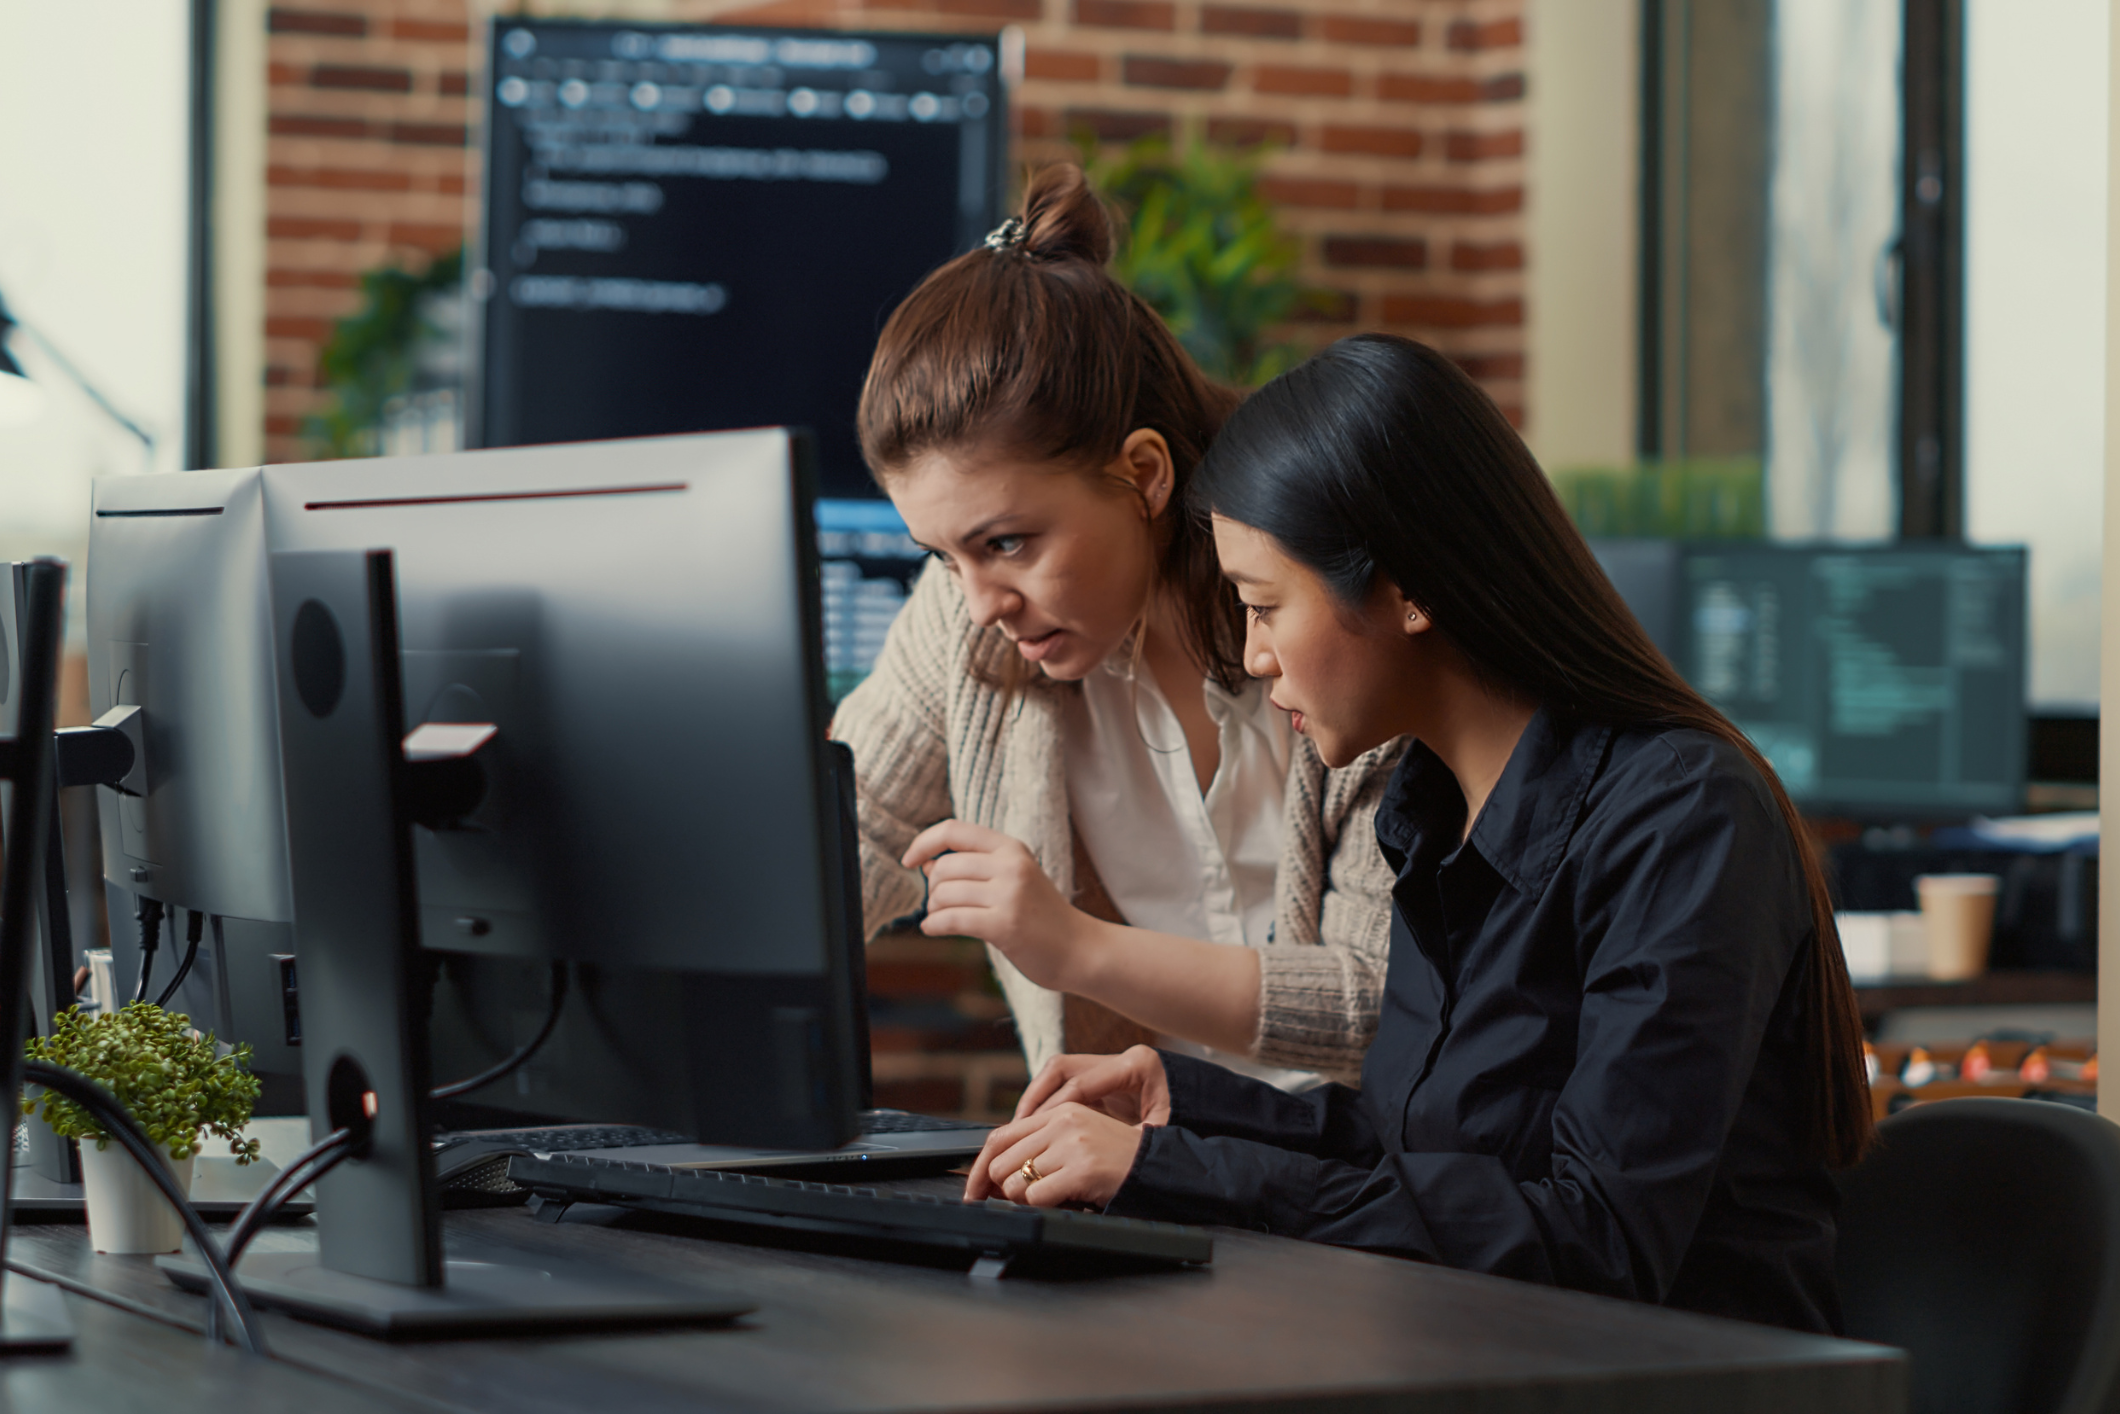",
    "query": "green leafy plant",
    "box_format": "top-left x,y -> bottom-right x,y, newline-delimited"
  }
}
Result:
1547,458 -> 1766,539
22,1003 -> 262,1163
308,246 -> 464,458
1083,135 -> 1309,387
